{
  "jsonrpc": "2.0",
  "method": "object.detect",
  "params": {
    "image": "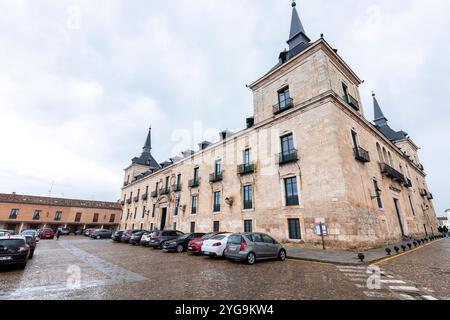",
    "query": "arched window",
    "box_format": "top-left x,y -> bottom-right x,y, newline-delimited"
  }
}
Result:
382,148 -> 388,165
376,143 -> 383,163
388,152 -> 393,166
